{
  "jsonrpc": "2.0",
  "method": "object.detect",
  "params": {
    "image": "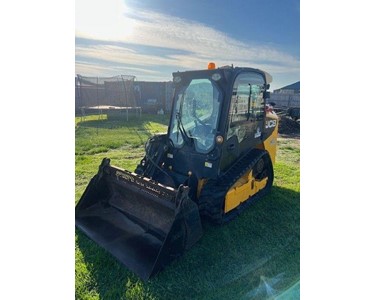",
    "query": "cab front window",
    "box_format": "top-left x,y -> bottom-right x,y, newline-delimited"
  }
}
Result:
169,78 -> 221,153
